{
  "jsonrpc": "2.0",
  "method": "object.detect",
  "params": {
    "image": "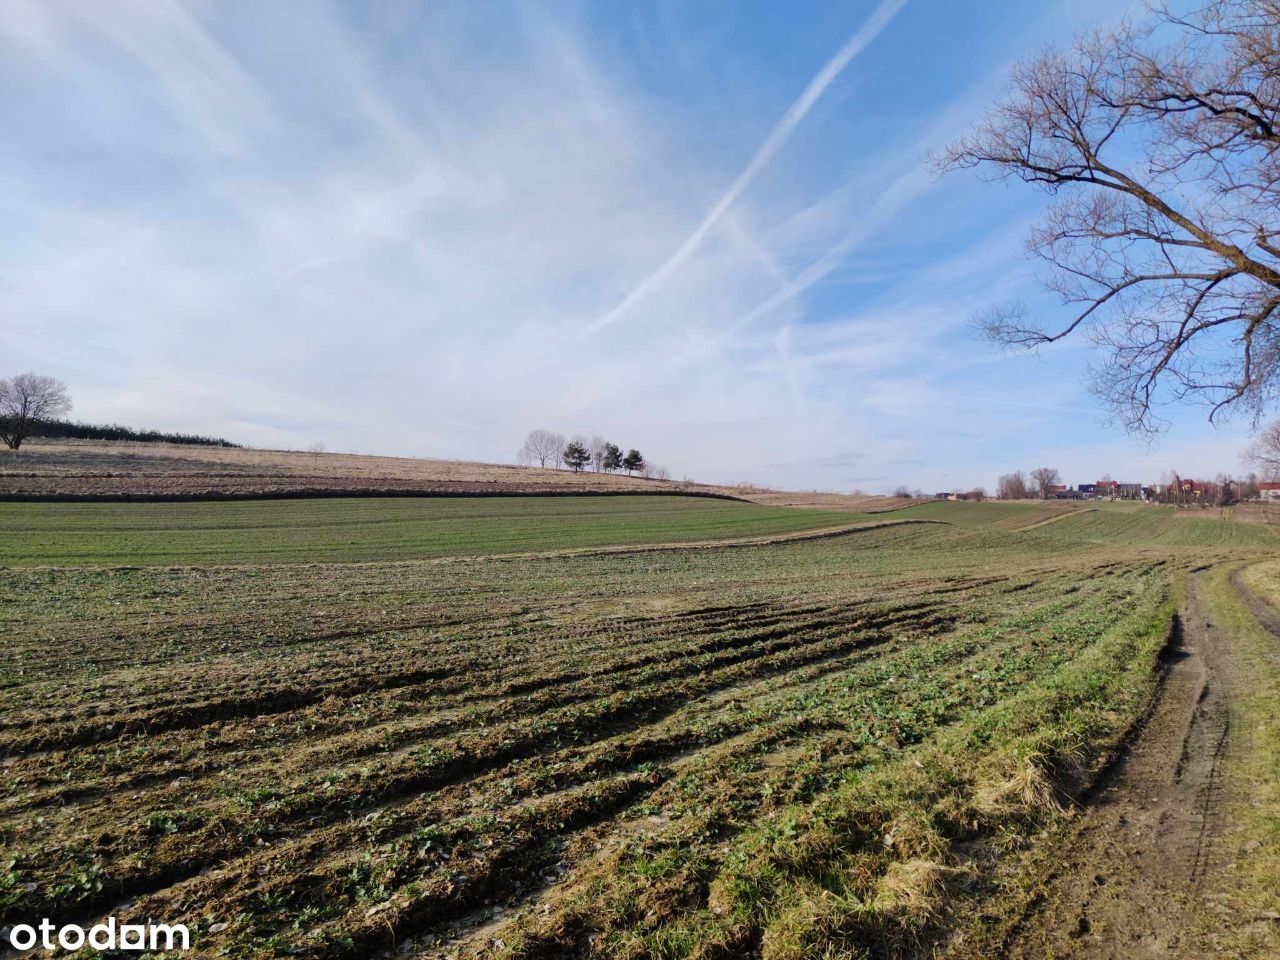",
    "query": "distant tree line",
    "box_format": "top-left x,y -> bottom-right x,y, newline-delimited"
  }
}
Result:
996,468 -> 1061,500
890,486 -> 929,499
997,465 -> 1258,506
29,419 -> 239,447
1,372 -> 239,450
518,430 -> 668,480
